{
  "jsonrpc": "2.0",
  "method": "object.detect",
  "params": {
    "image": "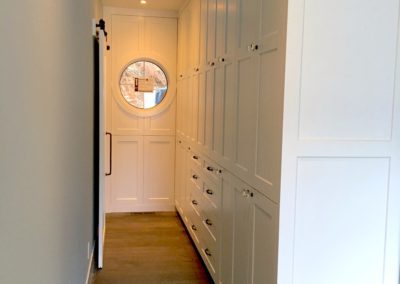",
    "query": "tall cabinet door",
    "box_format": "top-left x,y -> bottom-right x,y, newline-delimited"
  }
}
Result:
221,172 -> 279,284
249,190 -> 279,284
231,177 -> 252,284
